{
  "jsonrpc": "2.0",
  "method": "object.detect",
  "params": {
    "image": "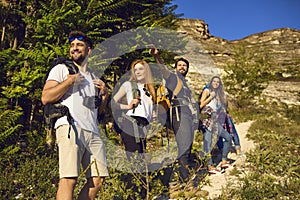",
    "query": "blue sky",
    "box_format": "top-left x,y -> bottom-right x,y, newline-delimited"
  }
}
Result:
172,0 -> 300,40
